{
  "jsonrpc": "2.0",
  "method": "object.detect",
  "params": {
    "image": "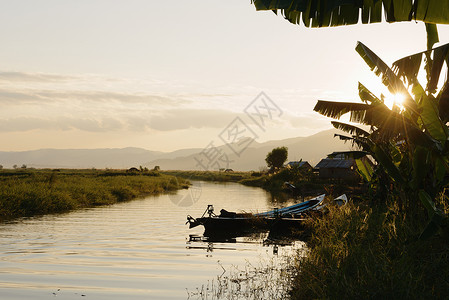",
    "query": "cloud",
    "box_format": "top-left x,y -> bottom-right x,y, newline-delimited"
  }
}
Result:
0,71 -> 76,83
288,113 -> 331,130
0,70 -> 289,134
0,90 -> 41,104
0,109 -> 245,133
148,109 -> 244,131
0,88 -> 188,107
0,116 -> 126,133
